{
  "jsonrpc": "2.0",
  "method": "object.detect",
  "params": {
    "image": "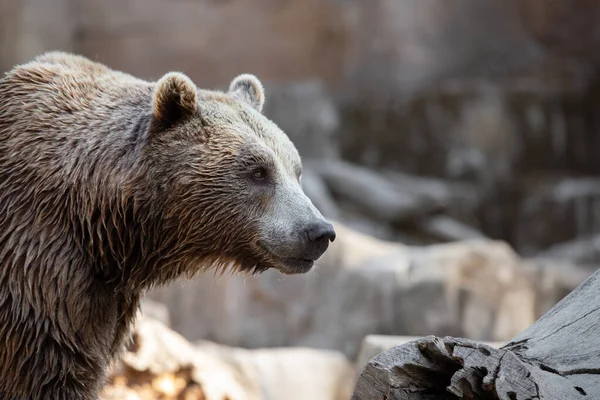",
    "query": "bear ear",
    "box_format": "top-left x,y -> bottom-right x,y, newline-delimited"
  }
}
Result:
228,74 -> 265,112
152,72 -> 198,128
